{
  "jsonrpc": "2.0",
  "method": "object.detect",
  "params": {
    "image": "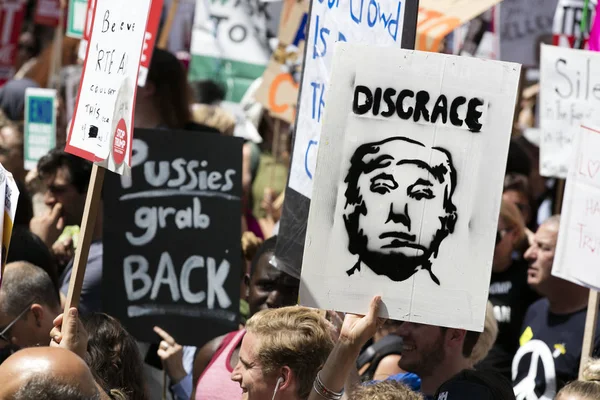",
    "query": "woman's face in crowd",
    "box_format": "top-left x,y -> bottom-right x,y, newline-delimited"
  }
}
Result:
503,189 -> 531,225
492,217 -> 514,273
247,252 -> 300,316
231,332 -> 277,400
